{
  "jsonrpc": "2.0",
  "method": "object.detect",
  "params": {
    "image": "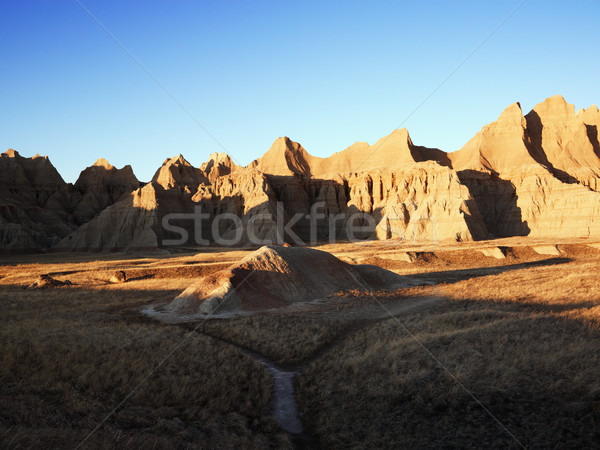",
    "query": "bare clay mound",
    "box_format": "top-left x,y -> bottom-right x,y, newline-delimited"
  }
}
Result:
166,245 -> 405,317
